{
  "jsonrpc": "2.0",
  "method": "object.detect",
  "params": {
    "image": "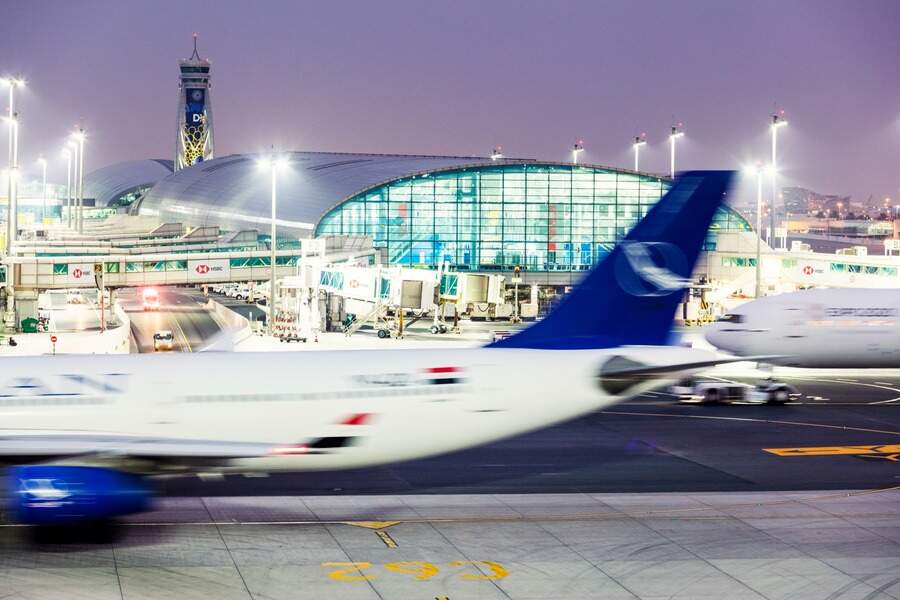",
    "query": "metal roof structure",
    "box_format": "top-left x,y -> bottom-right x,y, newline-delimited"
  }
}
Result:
137,151 -> 526,233
84,159 -> 174,207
